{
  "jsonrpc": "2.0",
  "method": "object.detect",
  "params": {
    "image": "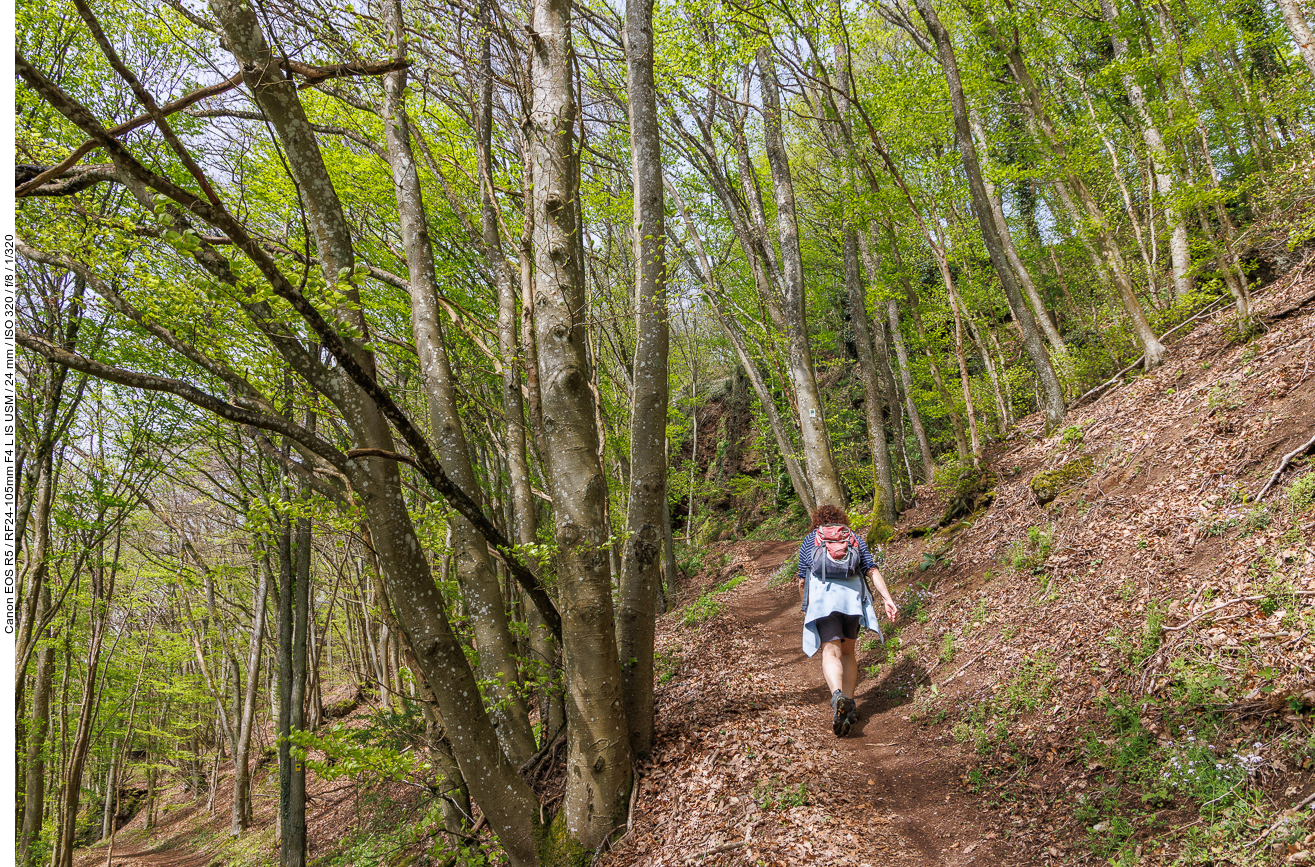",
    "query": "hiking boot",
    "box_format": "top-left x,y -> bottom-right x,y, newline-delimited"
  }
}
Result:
830,690 -> 856,737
